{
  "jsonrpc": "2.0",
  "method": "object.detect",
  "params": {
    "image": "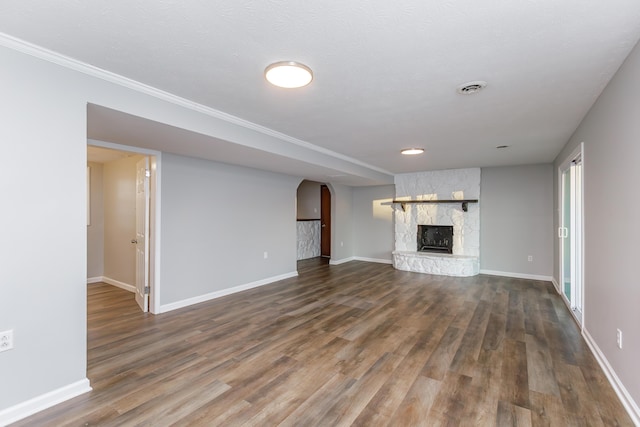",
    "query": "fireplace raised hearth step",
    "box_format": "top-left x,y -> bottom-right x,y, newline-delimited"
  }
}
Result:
392,251 -> 479,277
